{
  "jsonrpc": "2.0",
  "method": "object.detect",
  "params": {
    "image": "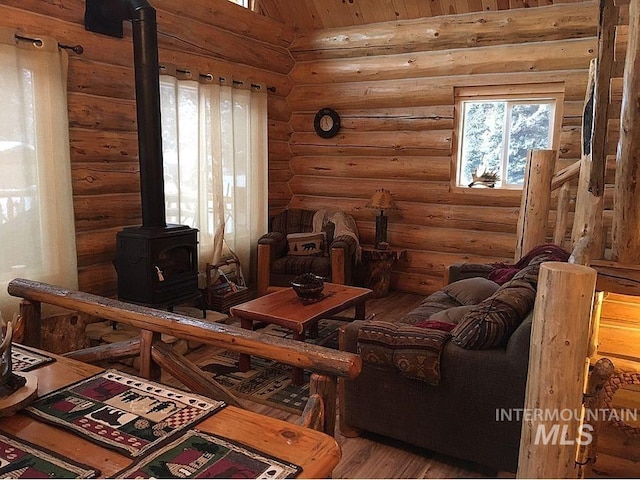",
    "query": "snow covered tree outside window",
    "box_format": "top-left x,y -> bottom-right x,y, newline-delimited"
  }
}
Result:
456,98 -> 557,189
